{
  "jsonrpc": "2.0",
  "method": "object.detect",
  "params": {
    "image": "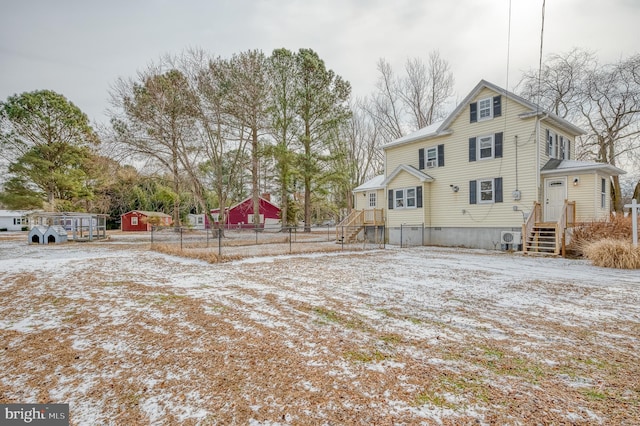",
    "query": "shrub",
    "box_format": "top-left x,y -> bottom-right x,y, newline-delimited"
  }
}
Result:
569,216 -> 634,257
583,239 -> 640,269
